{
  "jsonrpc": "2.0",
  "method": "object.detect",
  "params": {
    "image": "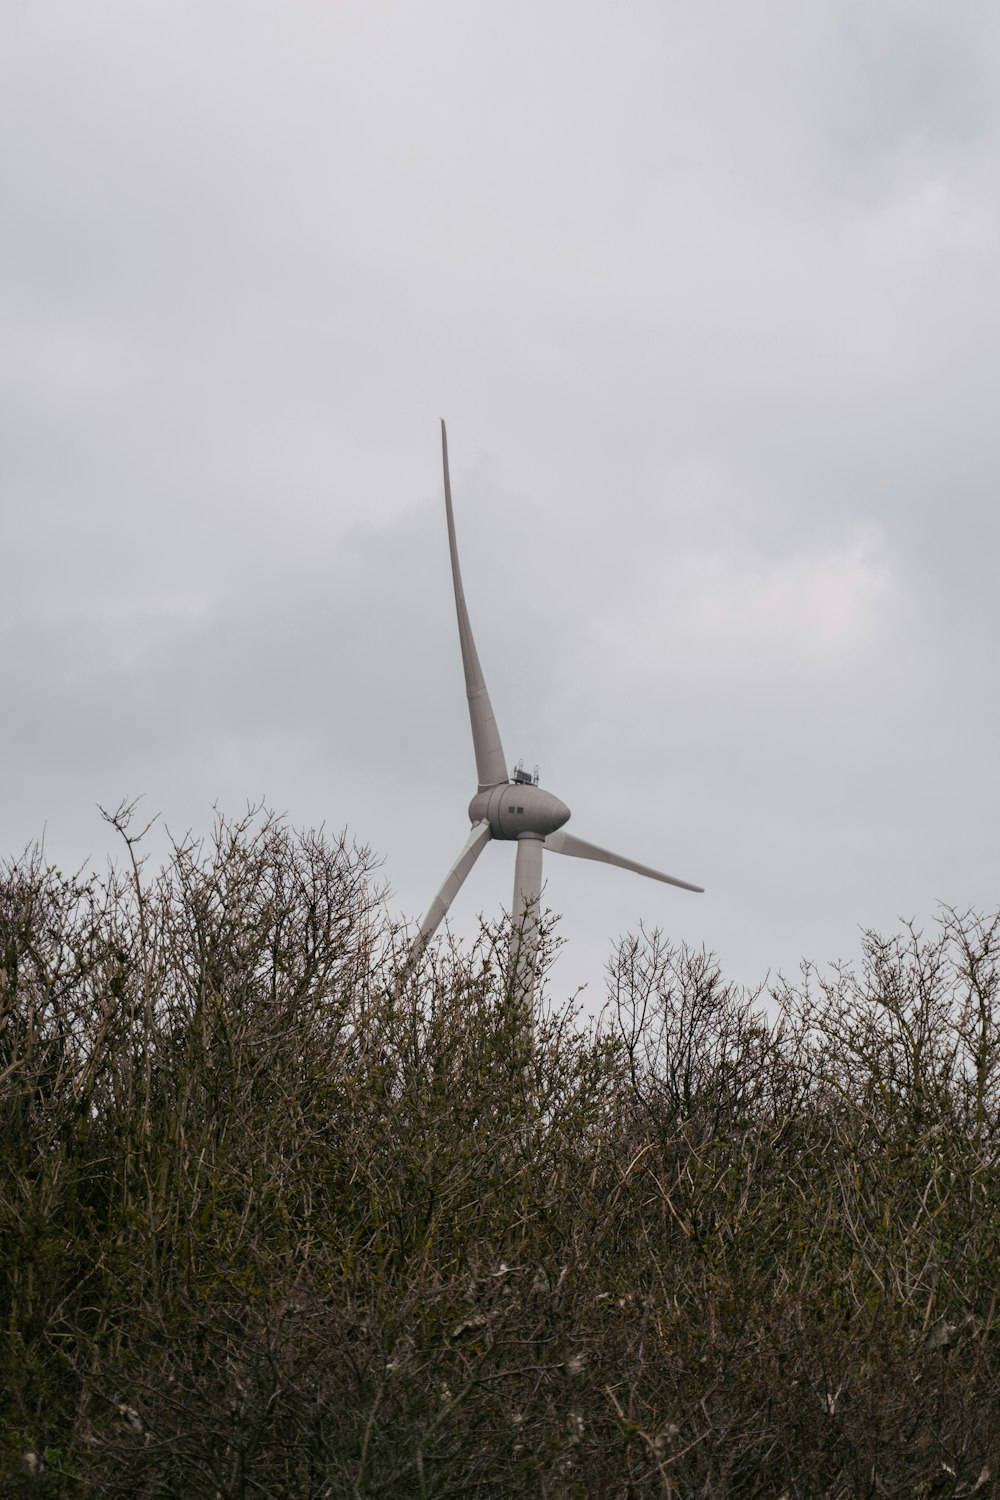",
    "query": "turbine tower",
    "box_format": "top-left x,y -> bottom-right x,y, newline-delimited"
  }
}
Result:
411,422 -> 703,991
